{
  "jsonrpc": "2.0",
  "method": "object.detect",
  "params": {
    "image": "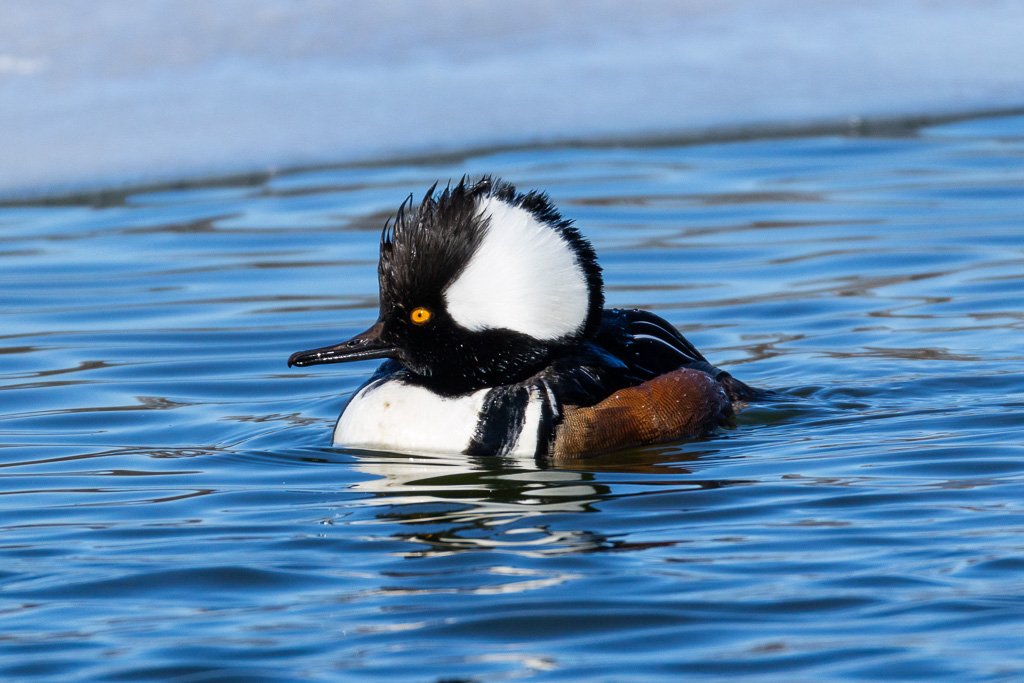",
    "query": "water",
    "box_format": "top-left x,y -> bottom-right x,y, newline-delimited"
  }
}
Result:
2,114 -> 1023,681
